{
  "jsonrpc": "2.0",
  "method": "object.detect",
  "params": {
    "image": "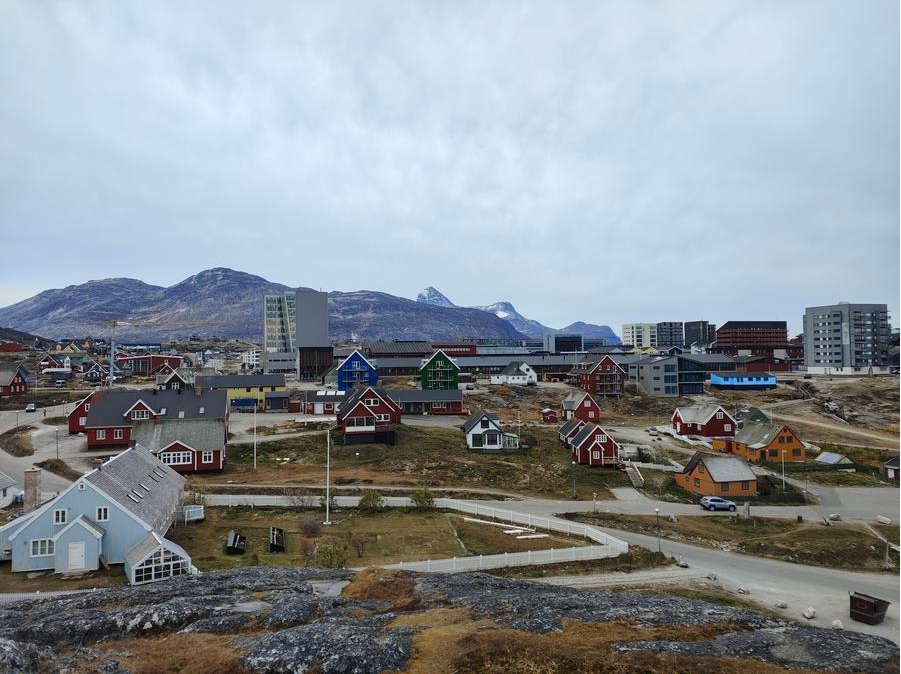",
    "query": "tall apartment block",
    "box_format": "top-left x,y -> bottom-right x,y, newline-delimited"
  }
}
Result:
803,302 -> 892,374
655,322 -> 684,348
296,290 -> 334,381
263,293 -> 296,353
621,323 -> 657,348
684,321 -> 716,349
714,321 -> 788,356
